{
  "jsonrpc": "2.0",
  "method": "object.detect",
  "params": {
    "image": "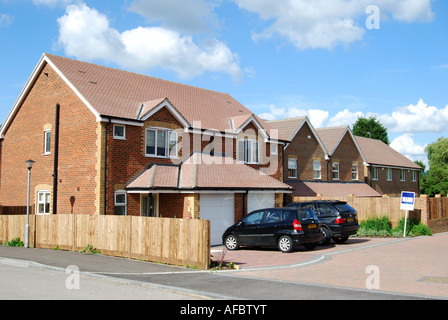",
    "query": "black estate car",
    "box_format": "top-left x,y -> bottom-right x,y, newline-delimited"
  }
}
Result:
287,201 -> 359,245
222,207 -> 322,253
